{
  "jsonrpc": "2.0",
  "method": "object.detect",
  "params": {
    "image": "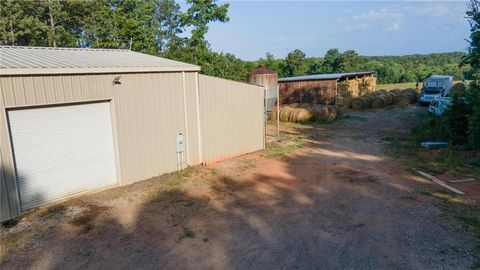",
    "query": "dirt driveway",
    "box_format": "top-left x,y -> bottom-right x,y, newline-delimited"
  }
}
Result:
1,106 -> 478,269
